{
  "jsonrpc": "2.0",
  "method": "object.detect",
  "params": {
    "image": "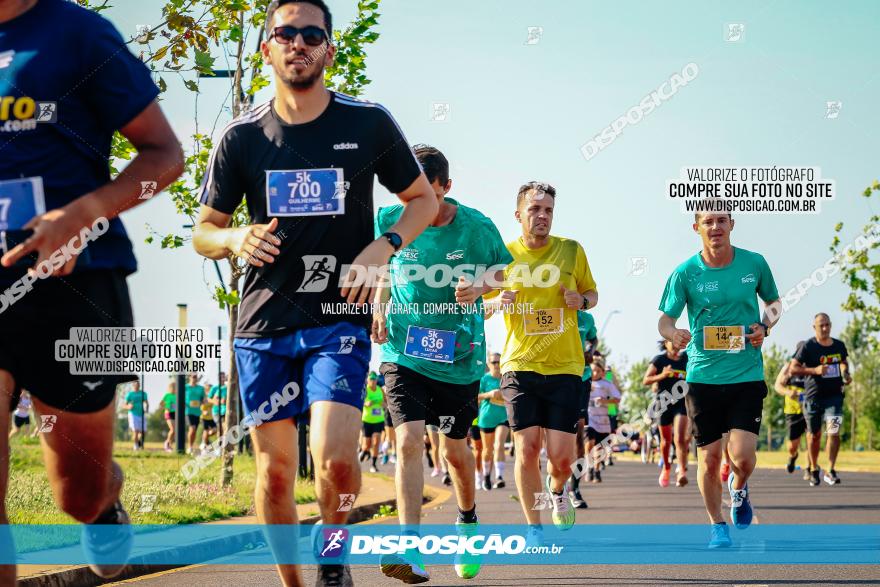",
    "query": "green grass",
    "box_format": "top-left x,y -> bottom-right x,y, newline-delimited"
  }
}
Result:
8,436 -> 316,525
